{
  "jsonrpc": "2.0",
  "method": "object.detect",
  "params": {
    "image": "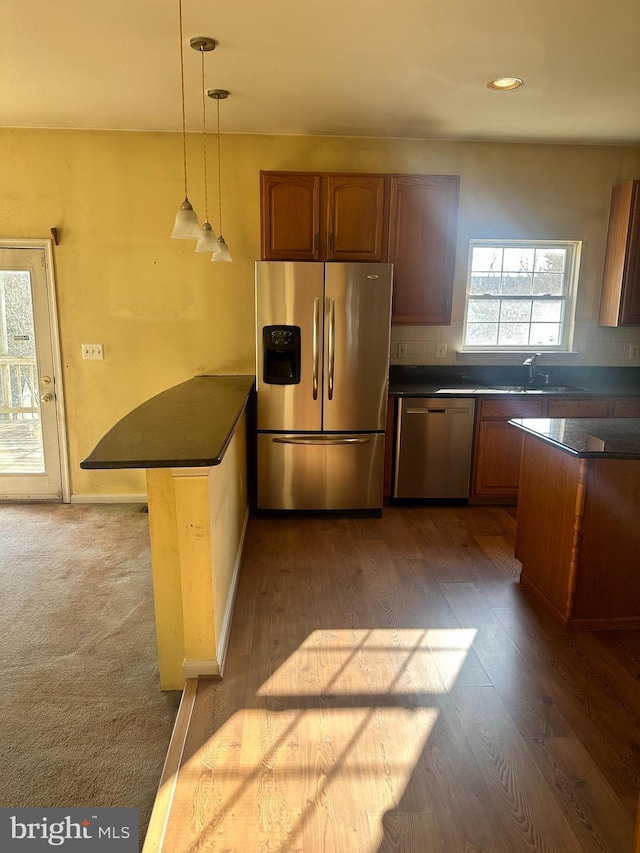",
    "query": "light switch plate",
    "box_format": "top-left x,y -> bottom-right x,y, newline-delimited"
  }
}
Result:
436,343 -> 448,358
82,343 -> 104,360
